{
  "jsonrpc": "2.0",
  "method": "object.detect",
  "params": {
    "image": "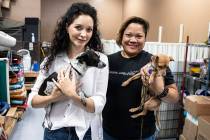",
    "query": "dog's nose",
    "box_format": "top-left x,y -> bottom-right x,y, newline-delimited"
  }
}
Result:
98,61 -> 106,68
